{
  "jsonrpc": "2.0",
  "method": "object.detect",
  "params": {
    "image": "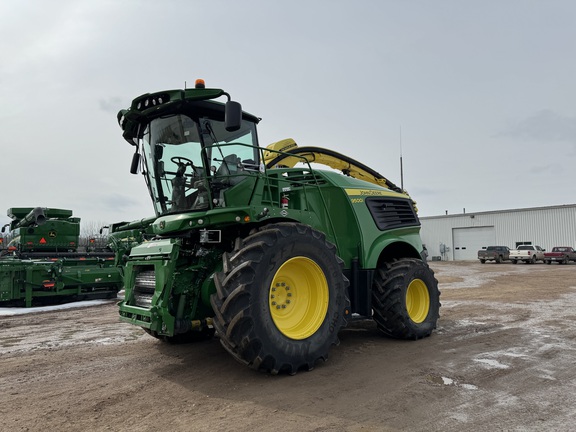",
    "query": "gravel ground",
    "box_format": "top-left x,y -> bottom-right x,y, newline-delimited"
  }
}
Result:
1,261 -> 575,432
